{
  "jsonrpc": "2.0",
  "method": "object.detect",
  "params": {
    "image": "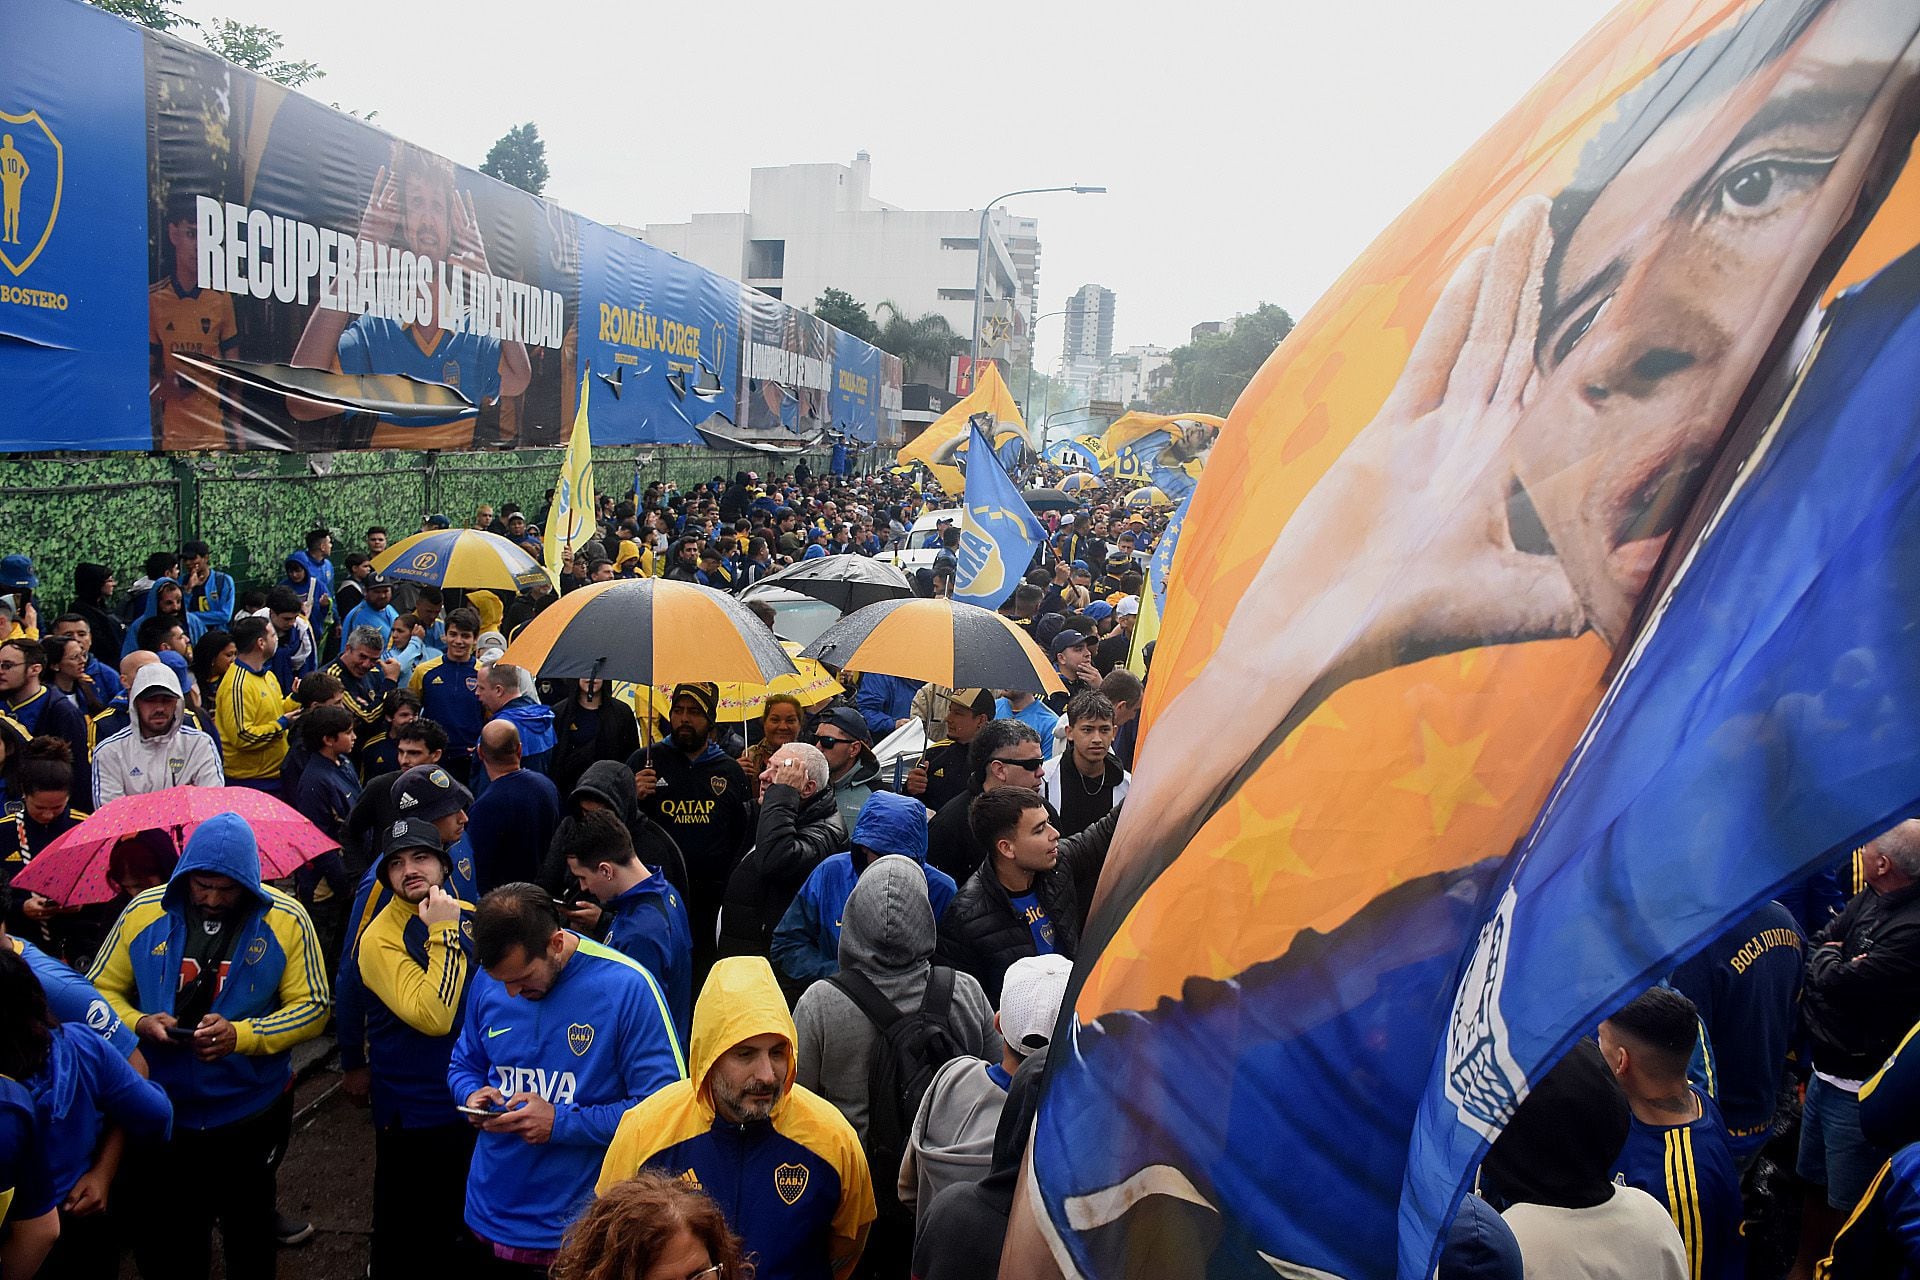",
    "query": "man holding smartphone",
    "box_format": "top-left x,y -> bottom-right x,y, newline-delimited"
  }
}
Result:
87,813 -> 330,1278
354,818 -> 474,1278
